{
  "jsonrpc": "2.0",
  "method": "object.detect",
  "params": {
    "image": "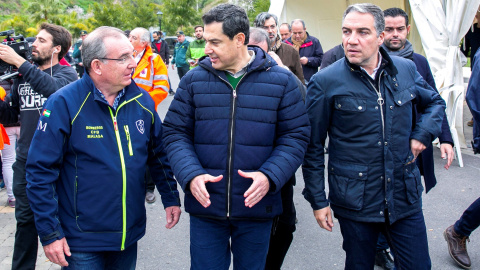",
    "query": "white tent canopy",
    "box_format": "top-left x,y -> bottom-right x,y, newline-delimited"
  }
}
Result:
410,0 -> 480,152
